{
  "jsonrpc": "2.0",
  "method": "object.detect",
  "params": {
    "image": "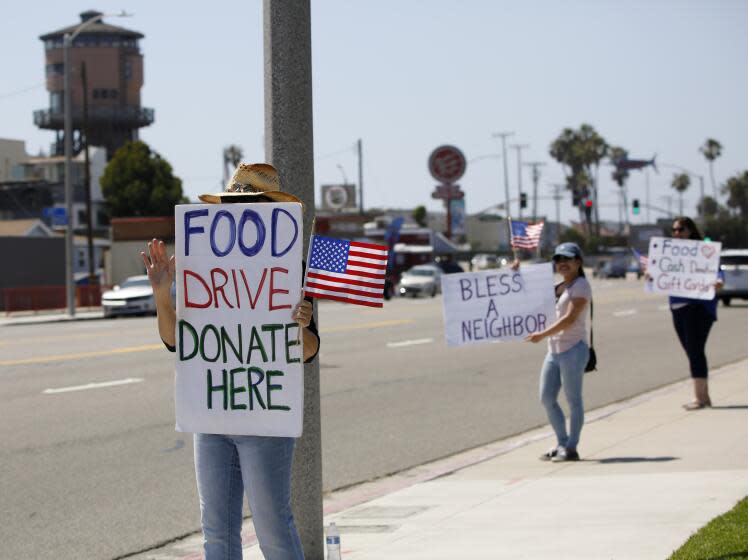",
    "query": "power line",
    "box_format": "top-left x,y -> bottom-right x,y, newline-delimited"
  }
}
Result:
0,83 -> 45,100
315,143 -> 356,161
